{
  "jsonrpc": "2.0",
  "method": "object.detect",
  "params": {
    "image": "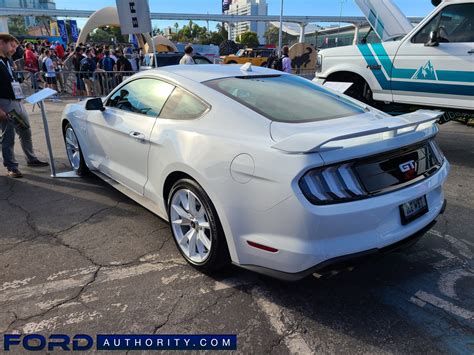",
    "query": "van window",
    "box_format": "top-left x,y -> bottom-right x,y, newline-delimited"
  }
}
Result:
412,4 -> 474,43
